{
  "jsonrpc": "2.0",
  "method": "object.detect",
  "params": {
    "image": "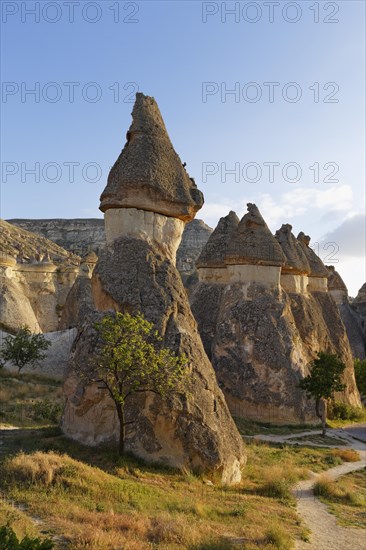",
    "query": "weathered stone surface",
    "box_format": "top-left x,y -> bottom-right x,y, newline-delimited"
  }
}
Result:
0,328 -> 76,379
1,219 -> 80,265
350,283 -> 366,358
192,281 -> 360,423
0,277 -> 41,333
99,93 -> 203,221
191,210 -> 361,424
0,221 -> 79,332
225,204 -> 285,266
59,277 -> 95,330
8,218 -> 105,257
327,266 -> 347,293
104,208 -> 185,264
62,237 -> 246,482
275,224 -> 310,275
297,232 -> 329,278
7,217 -> 214,292
176,219 -> 212,288
196,211 -> 239,269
